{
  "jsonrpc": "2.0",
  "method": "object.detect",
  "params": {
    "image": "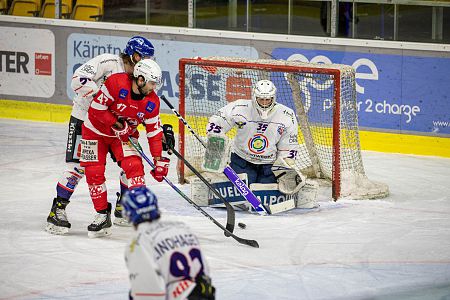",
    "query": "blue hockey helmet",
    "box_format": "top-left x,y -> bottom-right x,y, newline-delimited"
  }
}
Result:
124,36 -> 155,60
122,186 -> 160,225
